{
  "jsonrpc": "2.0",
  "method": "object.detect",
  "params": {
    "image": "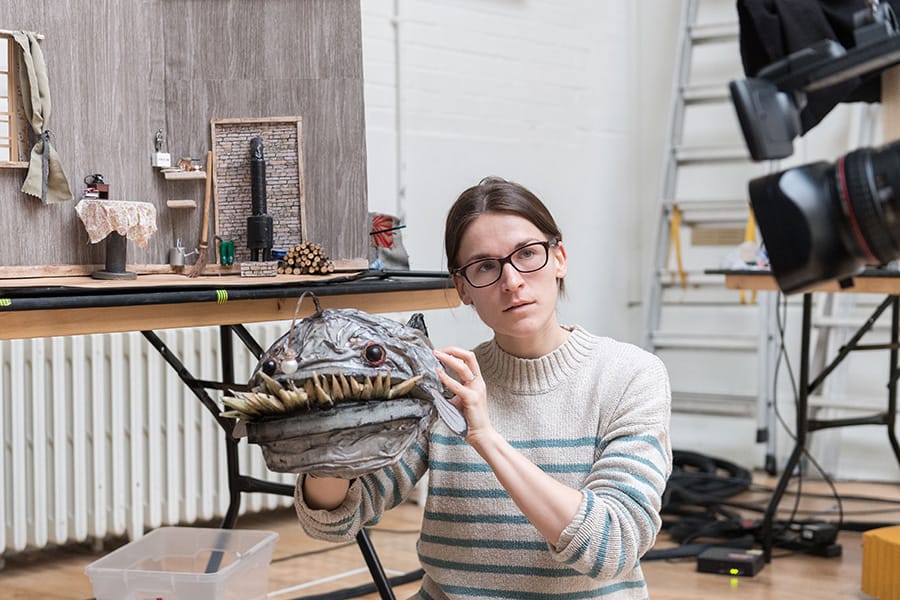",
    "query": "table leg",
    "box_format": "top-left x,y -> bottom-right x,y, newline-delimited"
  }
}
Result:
761,292 -> 812,562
